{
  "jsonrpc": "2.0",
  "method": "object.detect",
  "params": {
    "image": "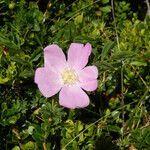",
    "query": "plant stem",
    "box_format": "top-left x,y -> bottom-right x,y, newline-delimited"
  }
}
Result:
111,0 -> 120,50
